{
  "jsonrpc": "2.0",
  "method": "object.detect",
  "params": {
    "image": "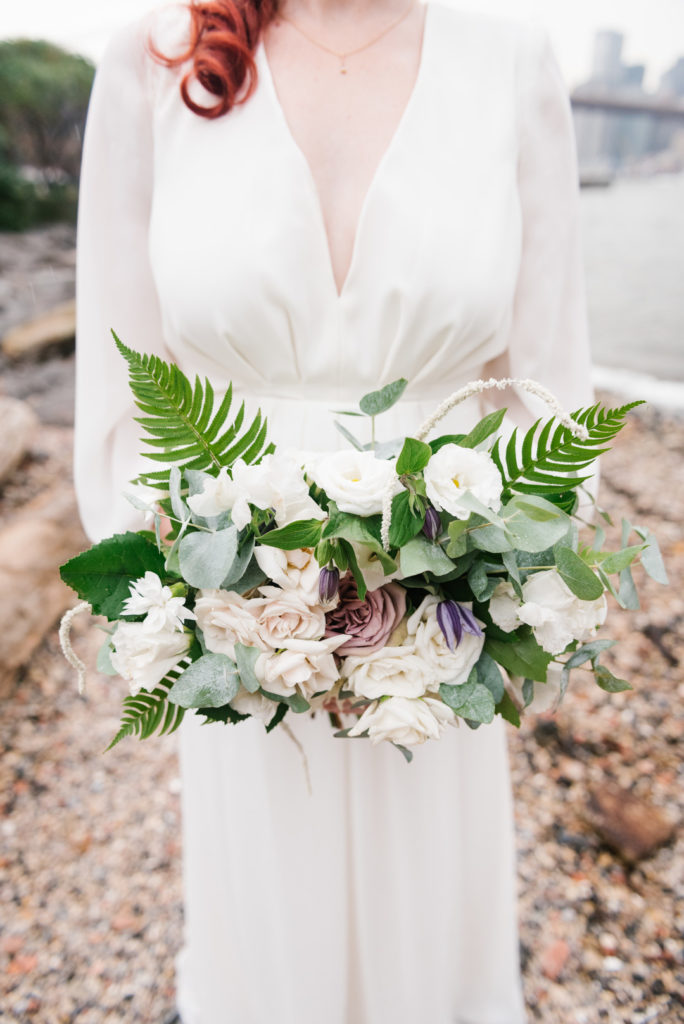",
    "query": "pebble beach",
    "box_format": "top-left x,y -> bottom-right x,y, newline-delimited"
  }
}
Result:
0,226 -> 682,1023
